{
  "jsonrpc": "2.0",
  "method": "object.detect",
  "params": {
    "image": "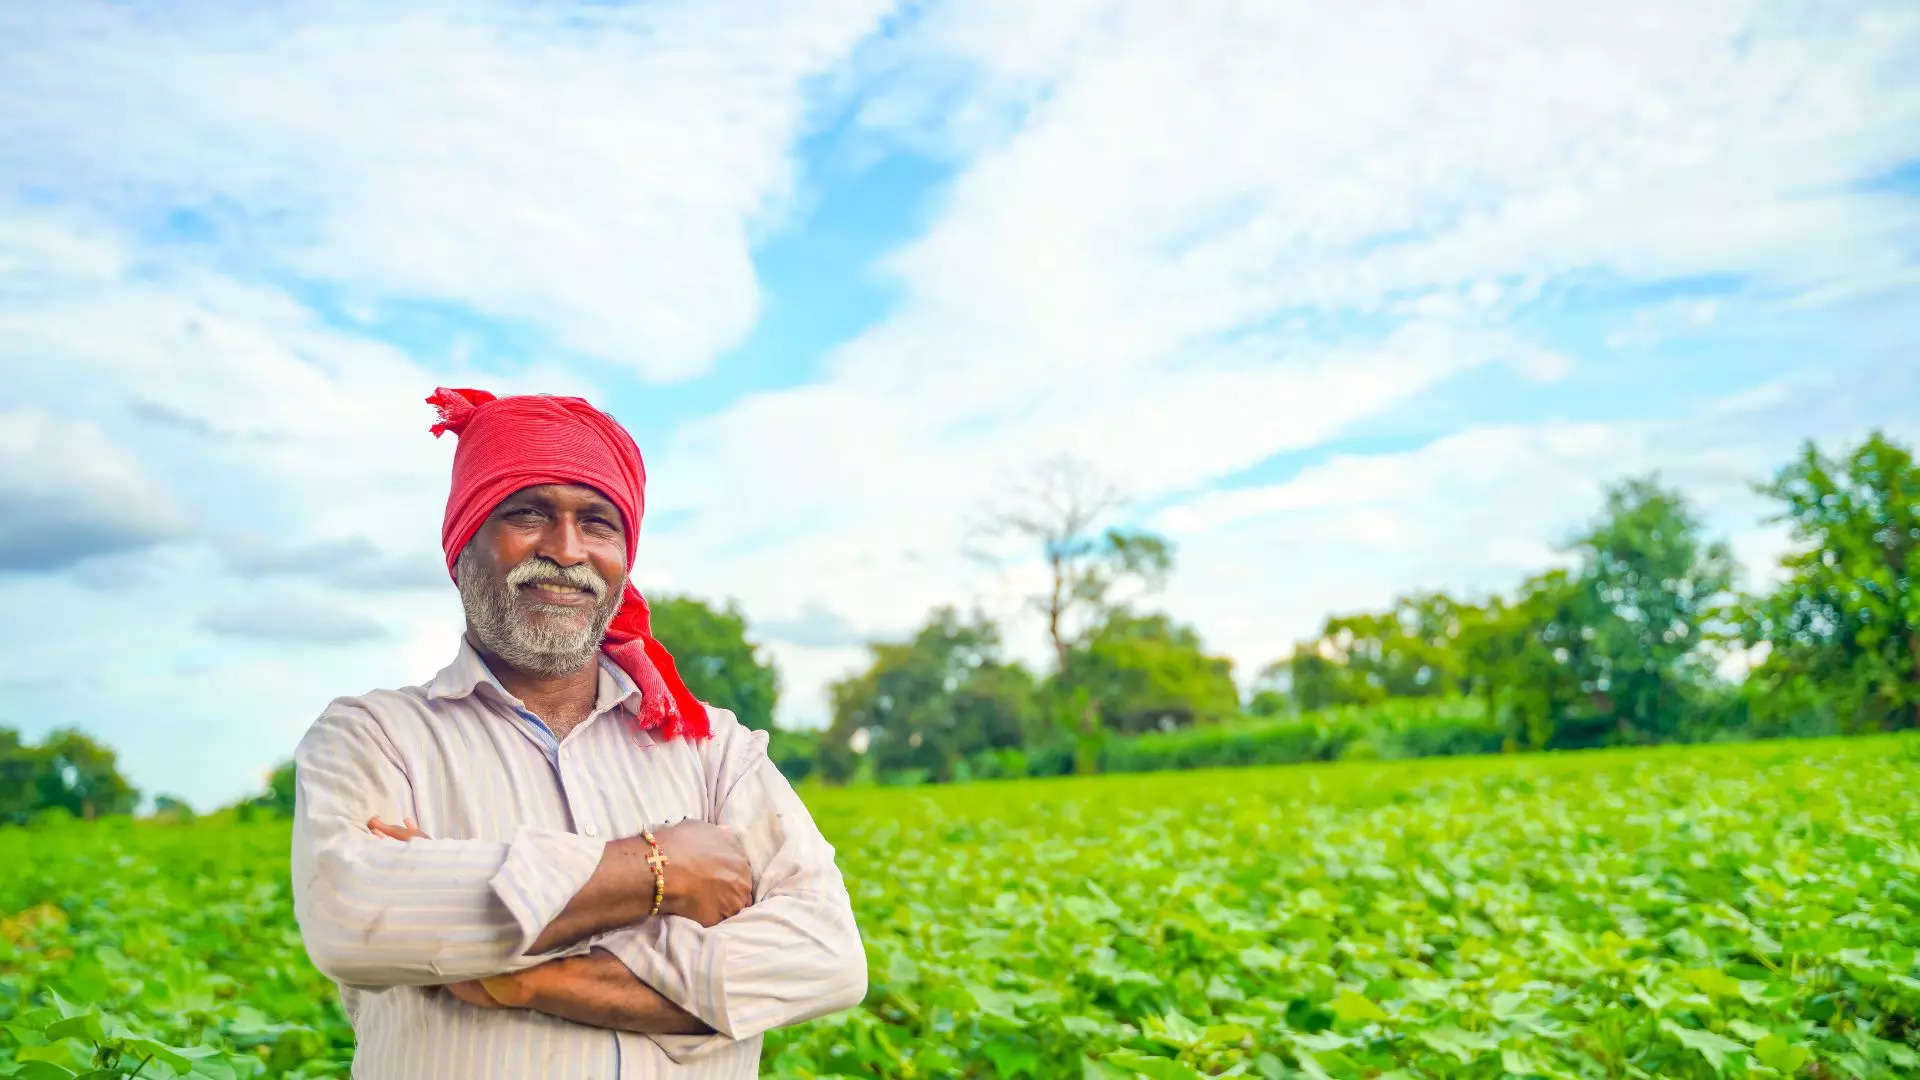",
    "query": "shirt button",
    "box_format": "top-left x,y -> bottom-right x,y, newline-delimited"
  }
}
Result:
581,825 -> 598,837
